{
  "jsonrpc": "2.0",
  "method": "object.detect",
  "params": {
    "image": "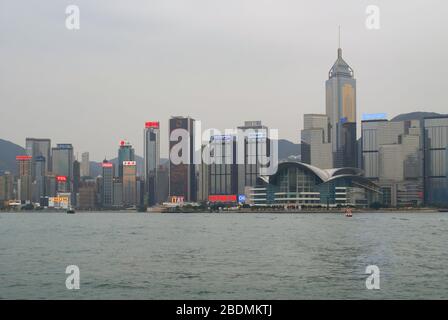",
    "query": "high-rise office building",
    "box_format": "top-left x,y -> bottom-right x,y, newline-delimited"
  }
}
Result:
207,135 -> 239,197
16,155 -> 32,202
237,121 -> 270,193
122,161 -> 137,207
52,144 -> 74,183
326,47 -> 357,168
81,152 -> 90,177
113,178 -> 123,207
422,116 -> 448,206
144,121 -> 160,206
34,155 -> 46,202
118,140 -> 135,180
25,138 -> 52,177
361,119 -> 423,207
169,116 -> 197,202
301,114 -> 333,169
0,171 -> 14,204
101,160 -> 114,207
78,180 -> 97,210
